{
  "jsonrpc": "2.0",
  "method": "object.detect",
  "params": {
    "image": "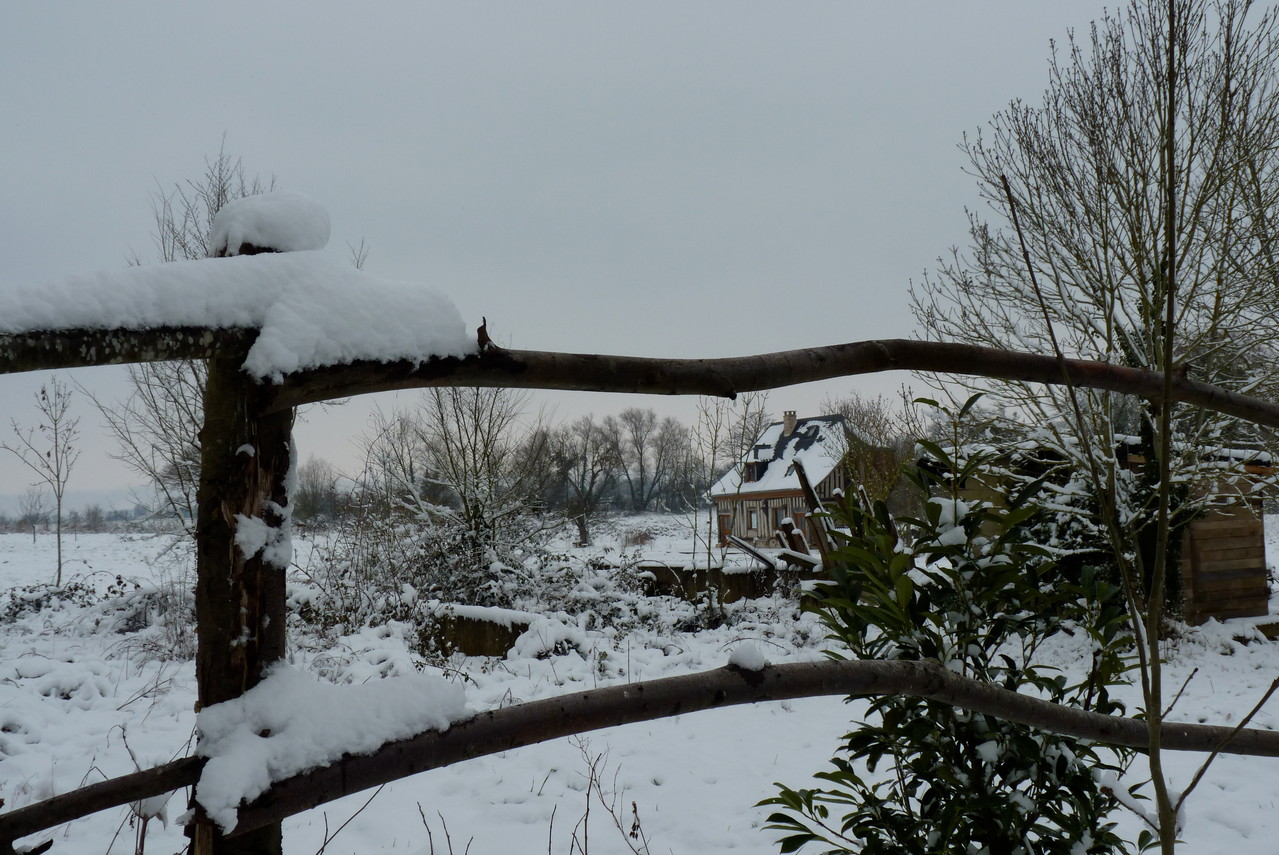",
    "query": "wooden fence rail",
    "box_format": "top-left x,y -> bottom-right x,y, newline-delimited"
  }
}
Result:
4,659 -> 1279,850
